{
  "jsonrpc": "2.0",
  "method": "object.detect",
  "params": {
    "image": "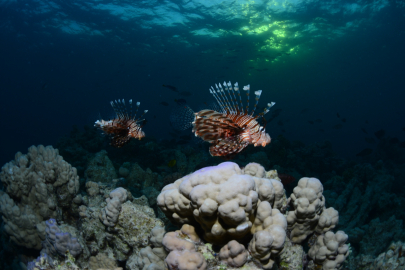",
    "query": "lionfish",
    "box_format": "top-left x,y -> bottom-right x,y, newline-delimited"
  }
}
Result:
171,81 -> 275,157
94,99 -> 148,147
